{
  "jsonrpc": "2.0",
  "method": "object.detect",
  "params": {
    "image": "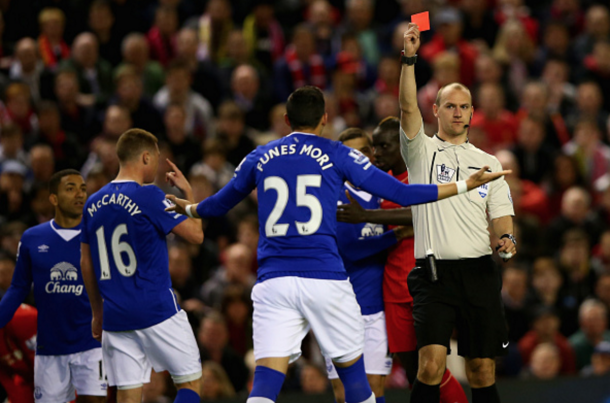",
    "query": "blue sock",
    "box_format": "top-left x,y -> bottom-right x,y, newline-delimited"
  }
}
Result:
334,356 -> 373,403
249,366 -> 286,402
376,397 -> 385,403
174,388 -> 199,403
